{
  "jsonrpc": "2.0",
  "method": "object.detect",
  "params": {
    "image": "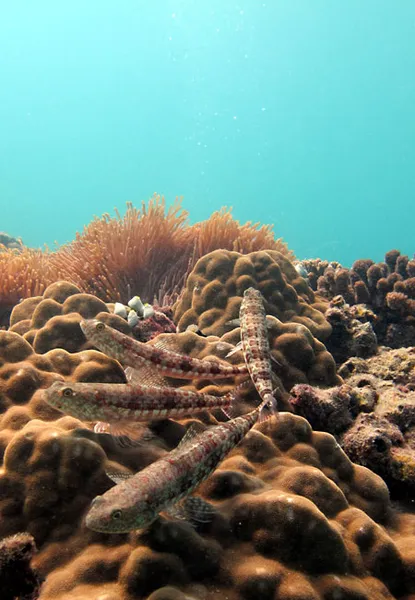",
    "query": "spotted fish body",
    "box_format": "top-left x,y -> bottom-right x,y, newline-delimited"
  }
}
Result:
43,380 -> 236,423
85,398 -> 271,533
80,319 -> 248,380
240,288 -> 275,405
